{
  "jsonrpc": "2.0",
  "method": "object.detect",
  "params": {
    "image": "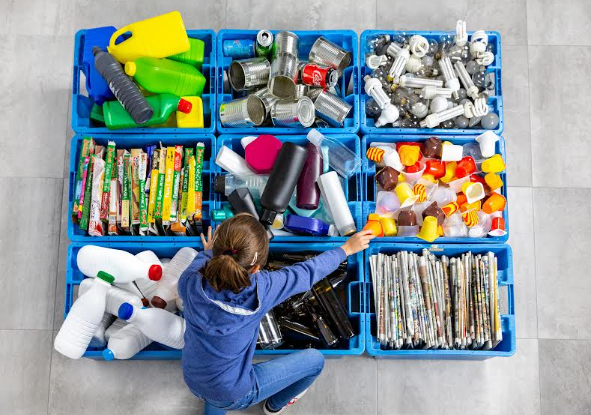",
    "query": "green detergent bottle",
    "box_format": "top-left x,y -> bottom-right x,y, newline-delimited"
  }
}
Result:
125,57 -> 206,97
103,93 -> 192,130
169,38 -> 205,70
